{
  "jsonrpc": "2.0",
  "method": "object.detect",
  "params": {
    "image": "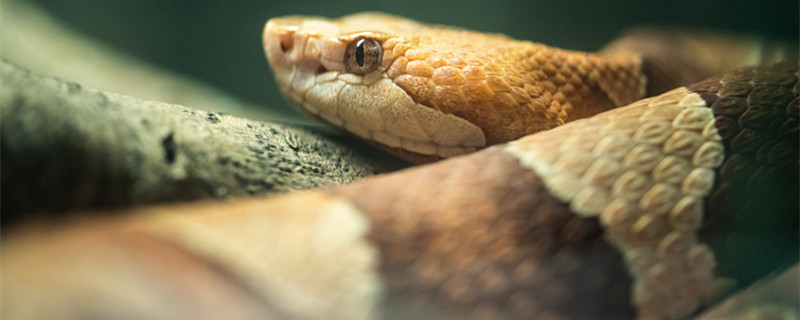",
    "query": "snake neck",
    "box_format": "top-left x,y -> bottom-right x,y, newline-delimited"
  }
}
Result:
385,37 -> 648,147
